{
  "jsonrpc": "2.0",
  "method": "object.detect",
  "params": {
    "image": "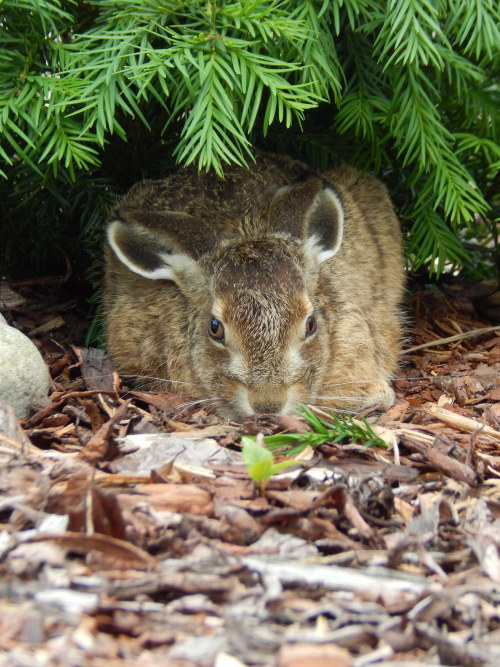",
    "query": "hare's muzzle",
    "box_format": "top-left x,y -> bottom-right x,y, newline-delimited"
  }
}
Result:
246,385 -> 289,416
